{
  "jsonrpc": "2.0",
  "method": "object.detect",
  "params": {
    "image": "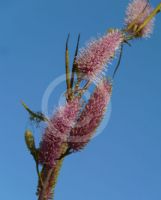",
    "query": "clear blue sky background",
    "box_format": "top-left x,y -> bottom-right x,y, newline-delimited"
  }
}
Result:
0,0 -> 161,199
